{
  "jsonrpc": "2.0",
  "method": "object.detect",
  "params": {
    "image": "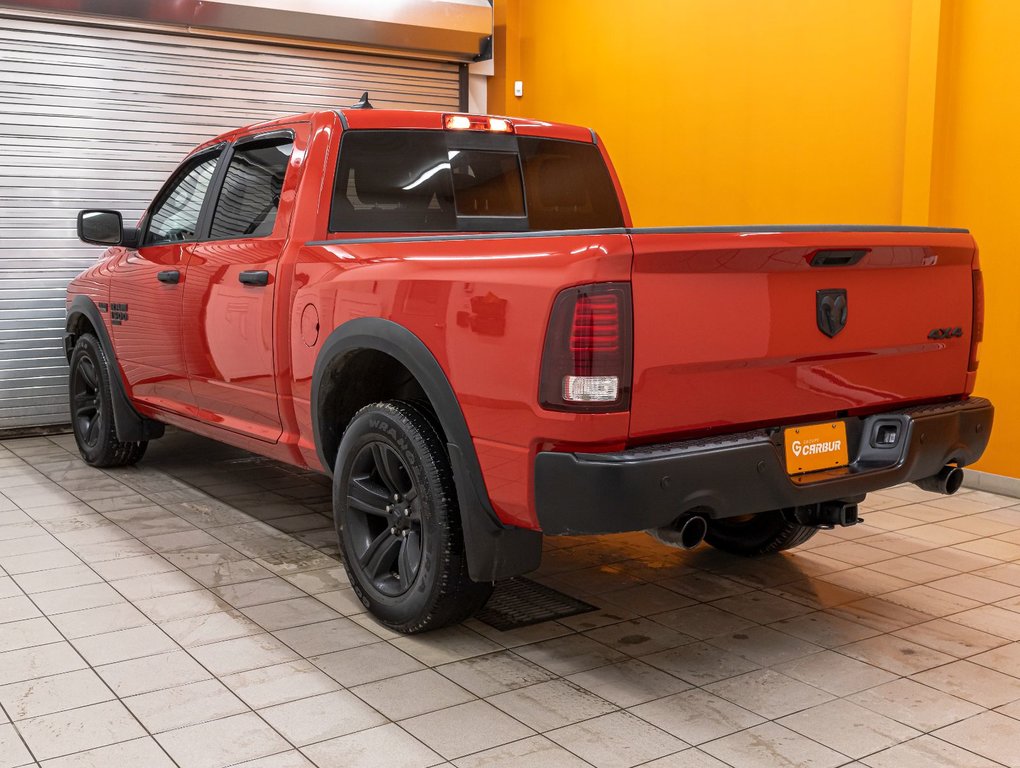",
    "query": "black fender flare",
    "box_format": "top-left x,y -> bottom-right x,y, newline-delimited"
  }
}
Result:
64,295 -> 164,442
311,317 -> 542,581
